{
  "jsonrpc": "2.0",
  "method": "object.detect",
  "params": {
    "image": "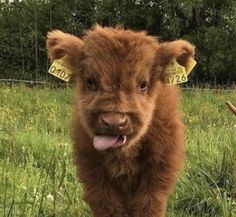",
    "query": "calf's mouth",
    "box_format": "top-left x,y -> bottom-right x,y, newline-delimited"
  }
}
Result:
93,135 -> 127,151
